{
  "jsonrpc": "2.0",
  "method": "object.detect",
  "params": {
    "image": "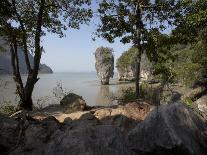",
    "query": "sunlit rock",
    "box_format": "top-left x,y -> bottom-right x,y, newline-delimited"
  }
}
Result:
128,103 -> 207,155
95,47 -> 114,85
